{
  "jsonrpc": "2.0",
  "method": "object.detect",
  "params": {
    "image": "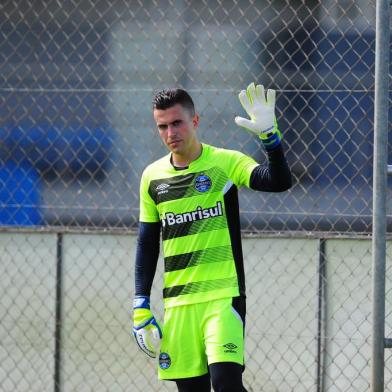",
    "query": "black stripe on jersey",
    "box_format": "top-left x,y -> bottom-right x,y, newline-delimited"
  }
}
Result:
164,245 -> 233,272
149,173 -> 195,204
223,183 -> 246,297
148,167 -> 228,205
162,214 -> 227,241
163,277 -> 238,298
